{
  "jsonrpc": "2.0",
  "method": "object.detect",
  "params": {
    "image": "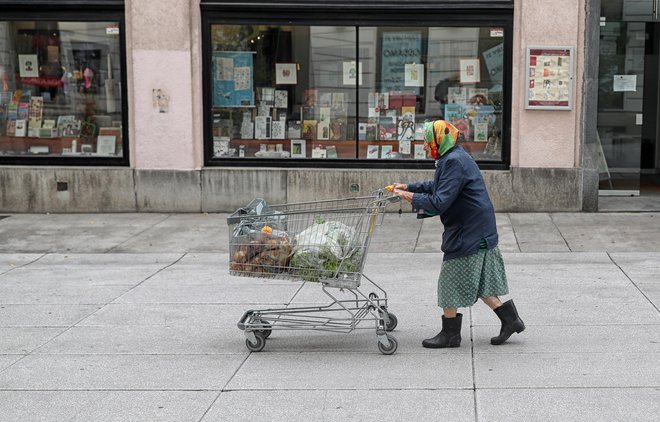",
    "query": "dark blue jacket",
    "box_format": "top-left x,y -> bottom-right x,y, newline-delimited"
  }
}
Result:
409,145 -> 498,261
